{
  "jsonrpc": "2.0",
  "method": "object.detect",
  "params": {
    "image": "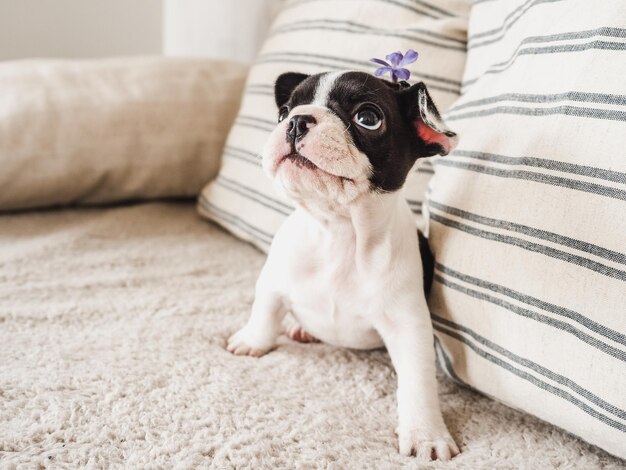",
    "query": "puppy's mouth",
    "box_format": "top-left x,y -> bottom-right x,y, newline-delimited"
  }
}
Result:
279,152 -> 354,183
280,152 -> 319,171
